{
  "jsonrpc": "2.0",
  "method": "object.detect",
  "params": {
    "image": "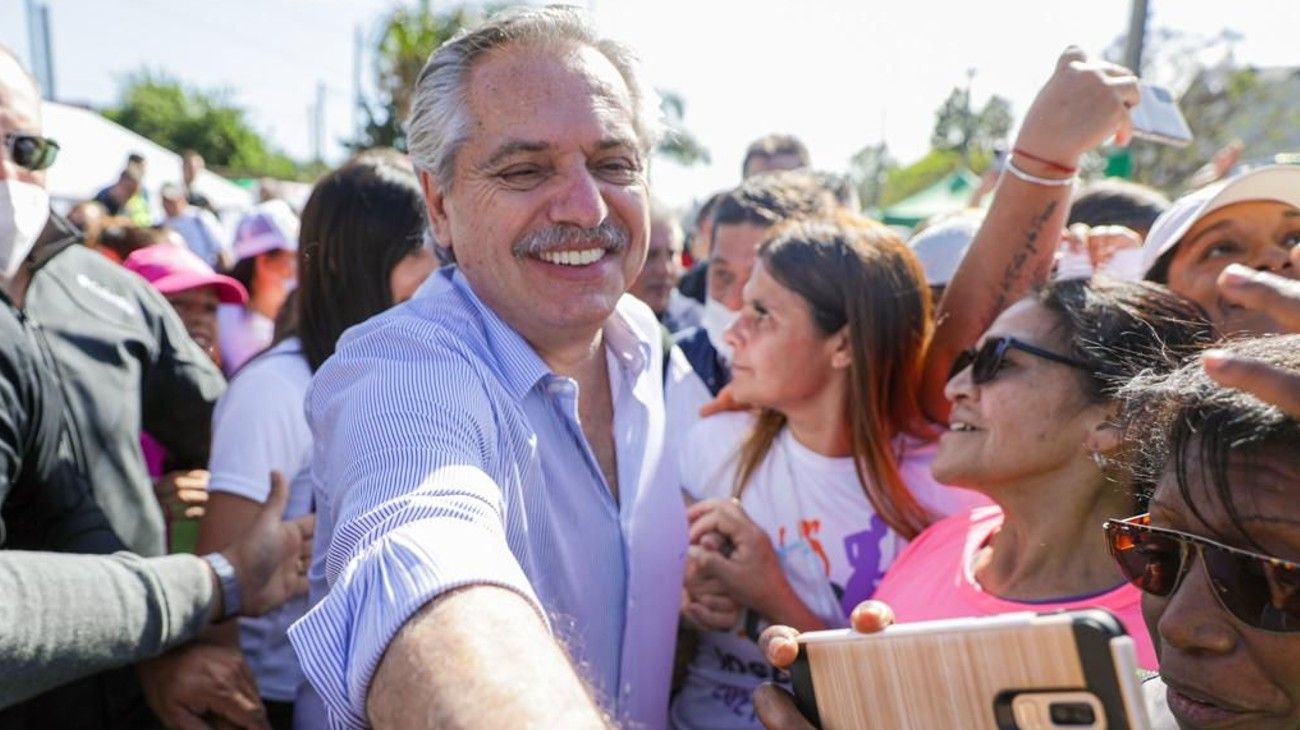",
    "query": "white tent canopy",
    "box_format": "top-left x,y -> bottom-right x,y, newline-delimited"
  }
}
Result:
39,101 -> 255,221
